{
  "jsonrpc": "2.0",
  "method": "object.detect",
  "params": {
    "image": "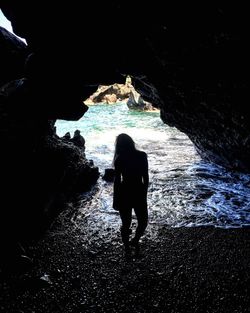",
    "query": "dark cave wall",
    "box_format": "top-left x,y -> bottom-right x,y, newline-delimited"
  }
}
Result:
0,27 -> 99,246
1,2 -> 249,171
0,26 -> 28,86
129,4 -> 250,171
0,2 -> 250,245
